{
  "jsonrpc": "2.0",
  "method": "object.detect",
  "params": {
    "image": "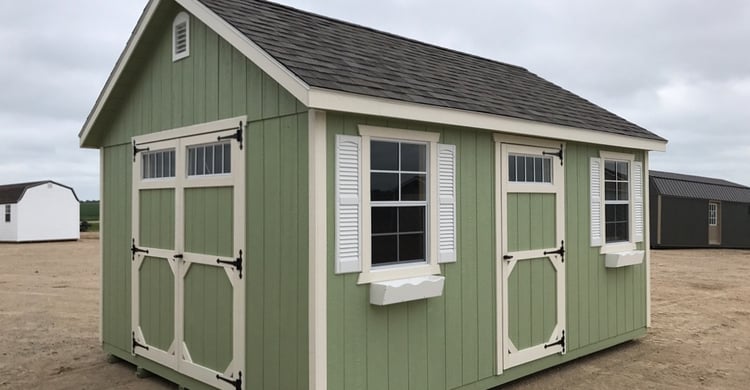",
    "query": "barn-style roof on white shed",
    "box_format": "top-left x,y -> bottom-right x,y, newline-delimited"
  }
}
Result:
80,0 -> 667,152
0,181 -> 80,205
650,170 -> 750,203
